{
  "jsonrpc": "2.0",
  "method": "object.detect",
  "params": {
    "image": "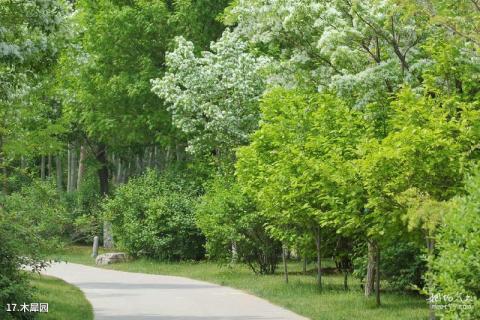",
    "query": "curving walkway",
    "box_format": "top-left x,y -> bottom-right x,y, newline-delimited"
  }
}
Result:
42,262 -> 308,320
